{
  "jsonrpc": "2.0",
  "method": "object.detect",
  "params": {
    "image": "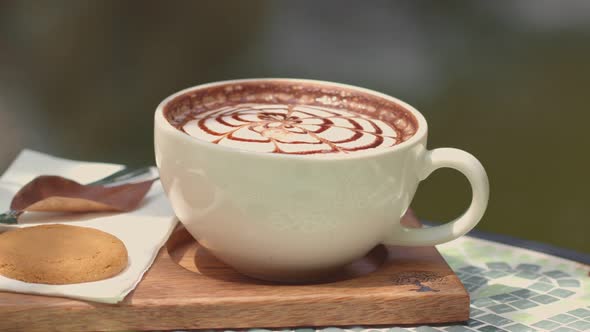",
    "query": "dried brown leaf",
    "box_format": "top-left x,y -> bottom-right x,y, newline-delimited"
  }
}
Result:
10,175 -> 156,214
